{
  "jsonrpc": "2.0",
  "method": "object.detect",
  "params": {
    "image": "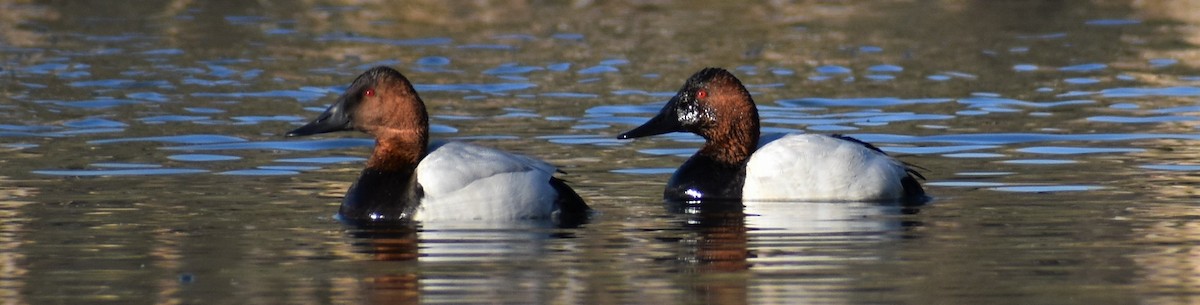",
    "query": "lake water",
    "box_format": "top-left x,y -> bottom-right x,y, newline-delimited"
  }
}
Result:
3,1 -> 1200,304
